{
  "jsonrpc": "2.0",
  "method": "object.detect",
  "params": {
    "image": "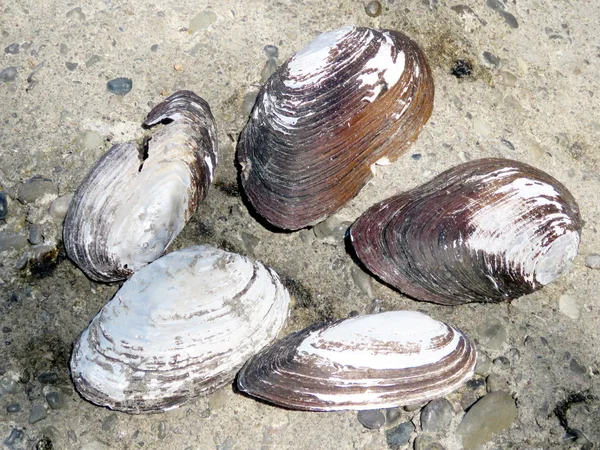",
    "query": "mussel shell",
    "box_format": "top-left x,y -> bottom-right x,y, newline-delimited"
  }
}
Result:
237,26 -> 434,230
63,90 -> 218,282
350,158 -> 582,305
70,245 -> 290,414
237,311 -> 475,411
